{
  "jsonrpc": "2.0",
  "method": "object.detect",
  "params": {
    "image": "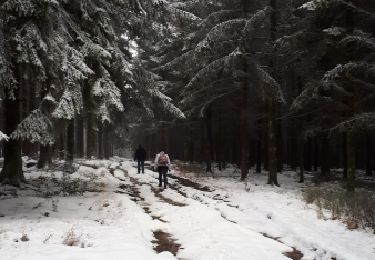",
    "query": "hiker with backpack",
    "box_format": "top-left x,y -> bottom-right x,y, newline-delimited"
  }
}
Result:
154,150 -> 171,189
134,144 -> 147,174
